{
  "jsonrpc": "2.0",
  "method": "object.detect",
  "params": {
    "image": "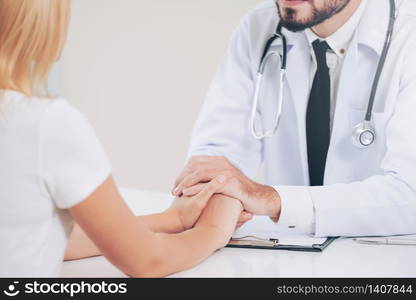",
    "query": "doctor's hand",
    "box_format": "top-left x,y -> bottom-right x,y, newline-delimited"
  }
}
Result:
172,156 -> 282,221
